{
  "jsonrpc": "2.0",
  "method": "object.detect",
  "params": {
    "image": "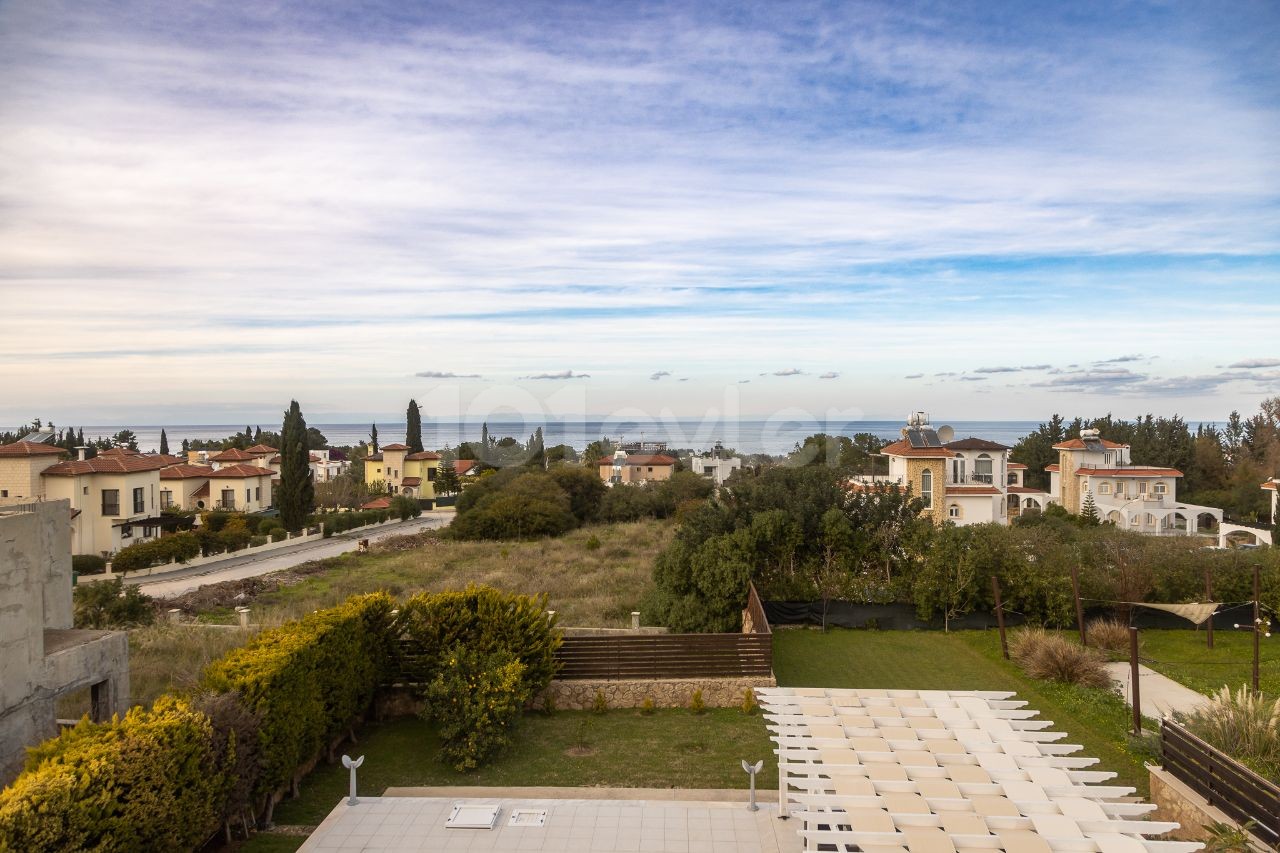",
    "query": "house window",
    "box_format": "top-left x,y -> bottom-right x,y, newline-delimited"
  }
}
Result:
160,490 -> 173,509
120,524 -> 132,539
1138,481 -> 1148,495
1104,452 -> 1113,465
427,468 -> 436,481
0,490 -> 6,498
975,454 -> 993,483
1153,482 -> 1167,494
1099,483 -> 1111,494
102,489 -> 120,516
1006,472 -> 1016,485
246,488 -> 252,504
948,504 -> 961,519
952,456 -> 966,482
255,487 -> 261,501
143,525 -> 154,537
83,486 -> 88,495
921,469 -> 933,508
132,487 -> 145,514
221,489 -> 235,510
